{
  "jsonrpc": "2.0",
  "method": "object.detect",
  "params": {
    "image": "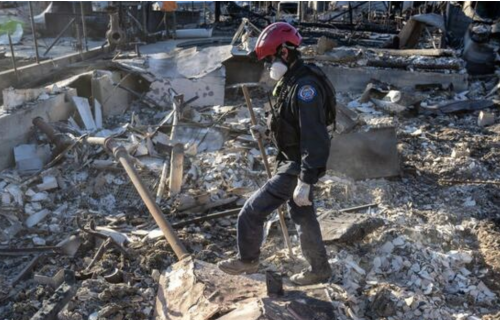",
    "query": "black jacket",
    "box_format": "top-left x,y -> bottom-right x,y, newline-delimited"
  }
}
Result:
269,60 -> 331,184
